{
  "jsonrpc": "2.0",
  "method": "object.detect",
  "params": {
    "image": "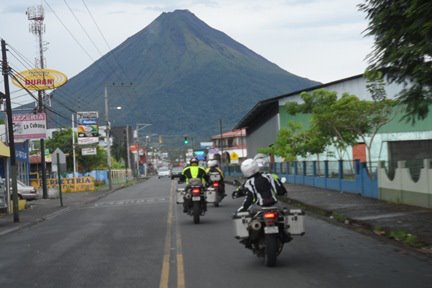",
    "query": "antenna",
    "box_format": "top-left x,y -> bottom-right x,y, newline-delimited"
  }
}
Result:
27,4 -> 50,200
27,4 -> 50,106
